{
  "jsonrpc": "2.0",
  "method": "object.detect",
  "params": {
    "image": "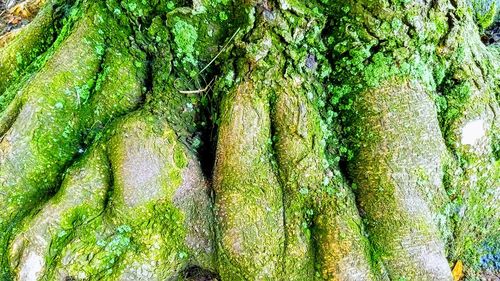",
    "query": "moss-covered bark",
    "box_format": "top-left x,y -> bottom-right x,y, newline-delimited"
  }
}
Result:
348,80 -> 451,280
213,80 -> 284,280
1,5 -> 108,276
0,0 -> 498,280
437,7 -> 500,274
0,0 -> 61,95
327,0 -> 499,279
